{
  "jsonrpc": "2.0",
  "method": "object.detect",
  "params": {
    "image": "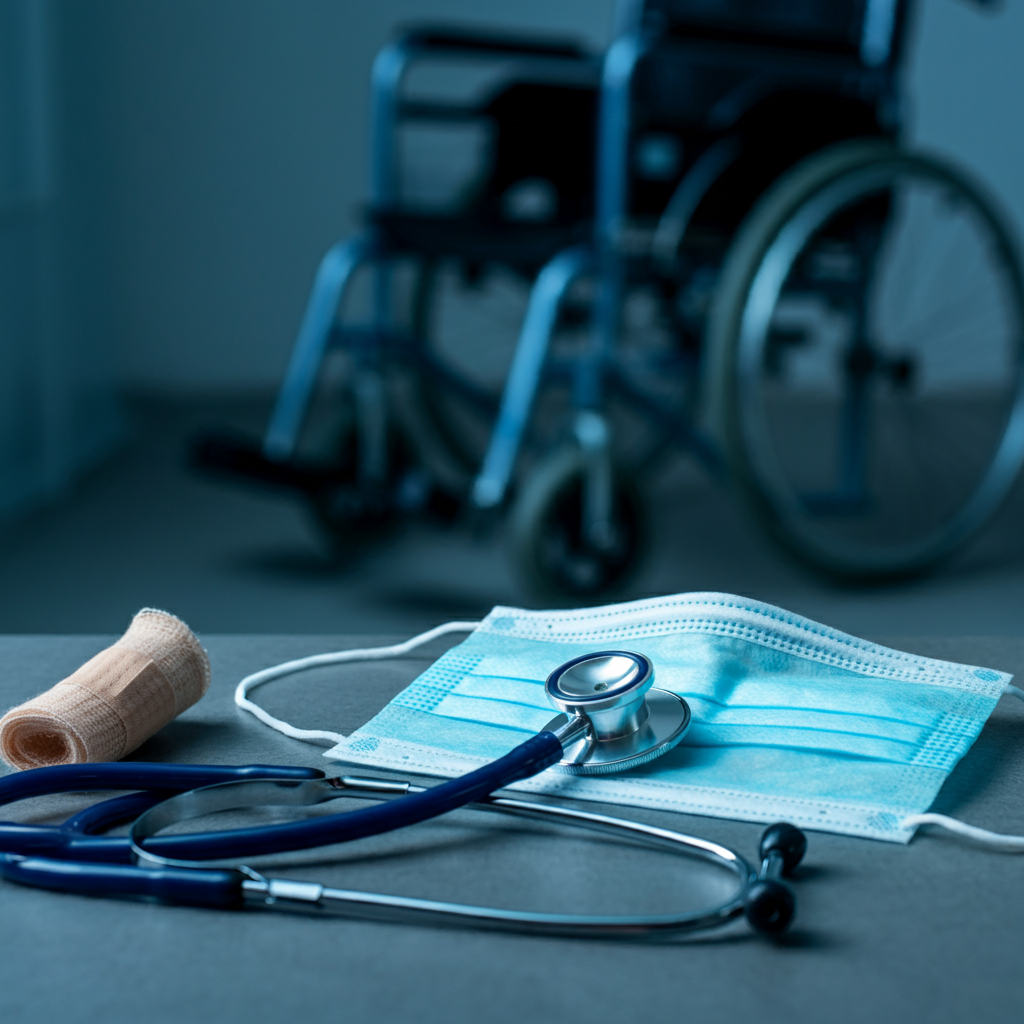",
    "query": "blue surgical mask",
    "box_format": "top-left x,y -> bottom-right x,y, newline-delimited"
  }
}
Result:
324,593 -> 1012,843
